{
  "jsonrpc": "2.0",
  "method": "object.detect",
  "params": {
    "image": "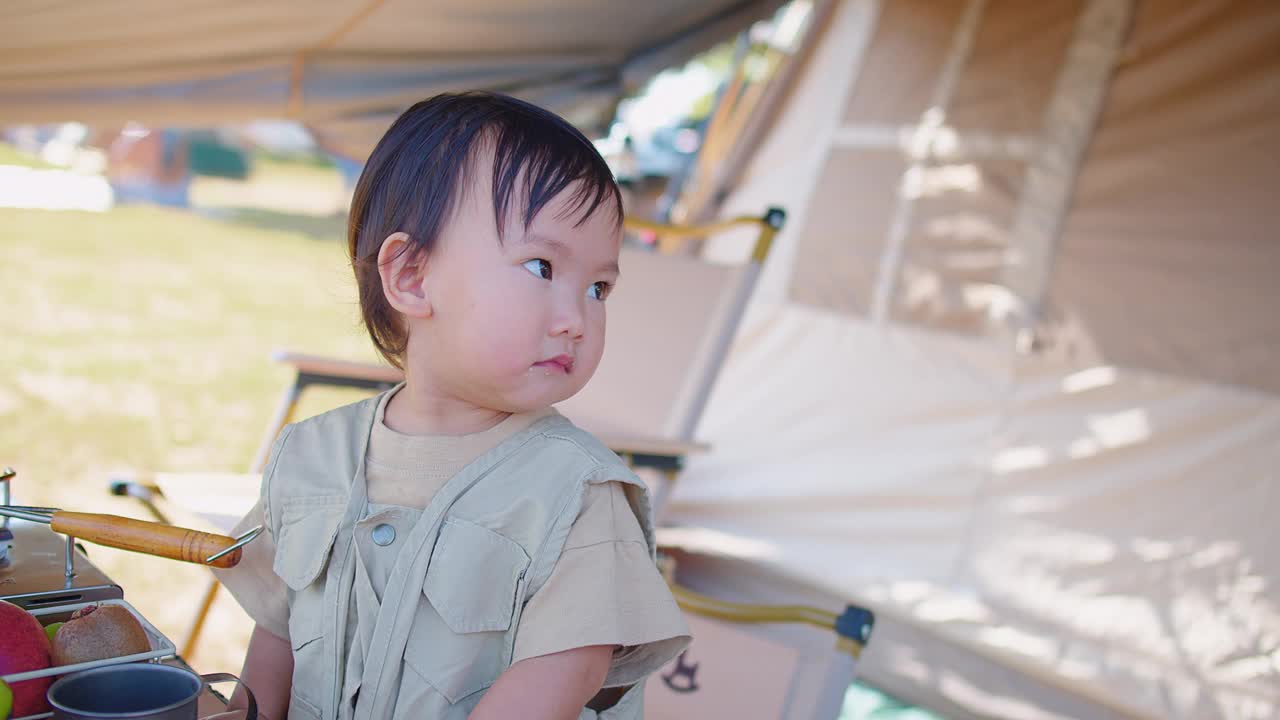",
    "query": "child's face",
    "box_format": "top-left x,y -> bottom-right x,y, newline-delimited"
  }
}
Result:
415,176 -> 622,413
